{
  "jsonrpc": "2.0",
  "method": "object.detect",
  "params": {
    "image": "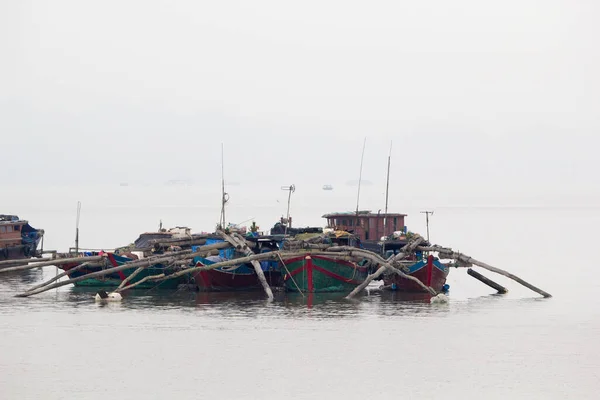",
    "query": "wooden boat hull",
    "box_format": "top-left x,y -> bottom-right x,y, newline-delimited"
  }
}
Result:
192,257 -> 281,292
0,246 -> 37,268
383,255 -> 449,293
193,268 -> 281,292
282,255 -> 368,293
